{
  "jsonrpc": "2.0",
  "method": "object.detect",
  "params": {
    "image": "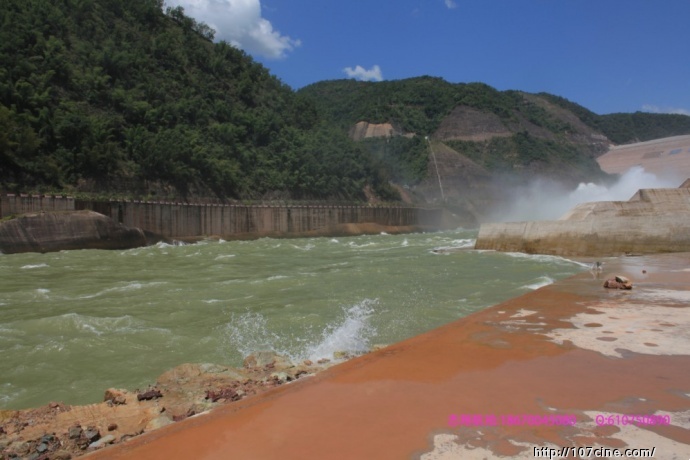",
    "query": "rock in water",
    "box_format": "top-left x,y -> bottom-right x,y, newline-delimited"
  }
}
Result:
0,210 -> 147,254
603,275 -> 633,289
